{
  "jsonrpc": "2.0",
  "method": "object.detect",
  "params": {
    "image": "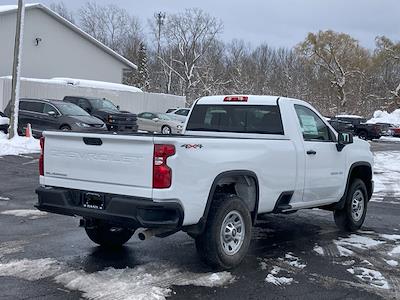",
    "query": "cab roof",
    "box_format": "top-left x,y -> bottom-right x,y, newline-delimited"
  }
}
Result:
196,95 -> 311,107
